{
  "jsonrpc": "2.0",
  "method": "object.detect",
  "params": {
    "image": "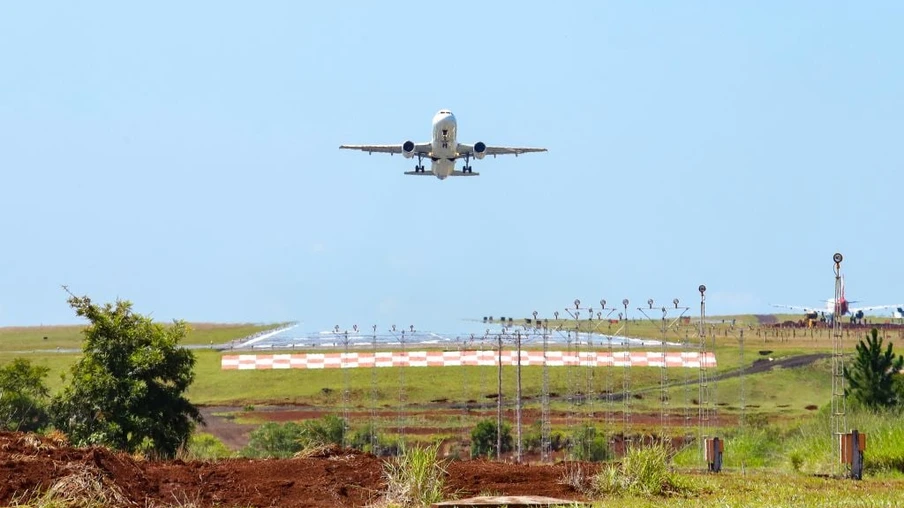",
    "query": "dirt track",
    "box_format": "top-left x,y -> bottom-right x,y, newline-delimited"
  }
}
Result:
0,432 -> 589,508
